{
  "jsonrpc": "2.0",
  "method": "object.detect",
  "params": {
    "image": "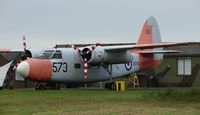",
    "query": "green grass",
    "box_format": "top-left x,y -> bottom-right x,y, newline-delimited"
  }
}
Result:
0,88 -> 200,115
